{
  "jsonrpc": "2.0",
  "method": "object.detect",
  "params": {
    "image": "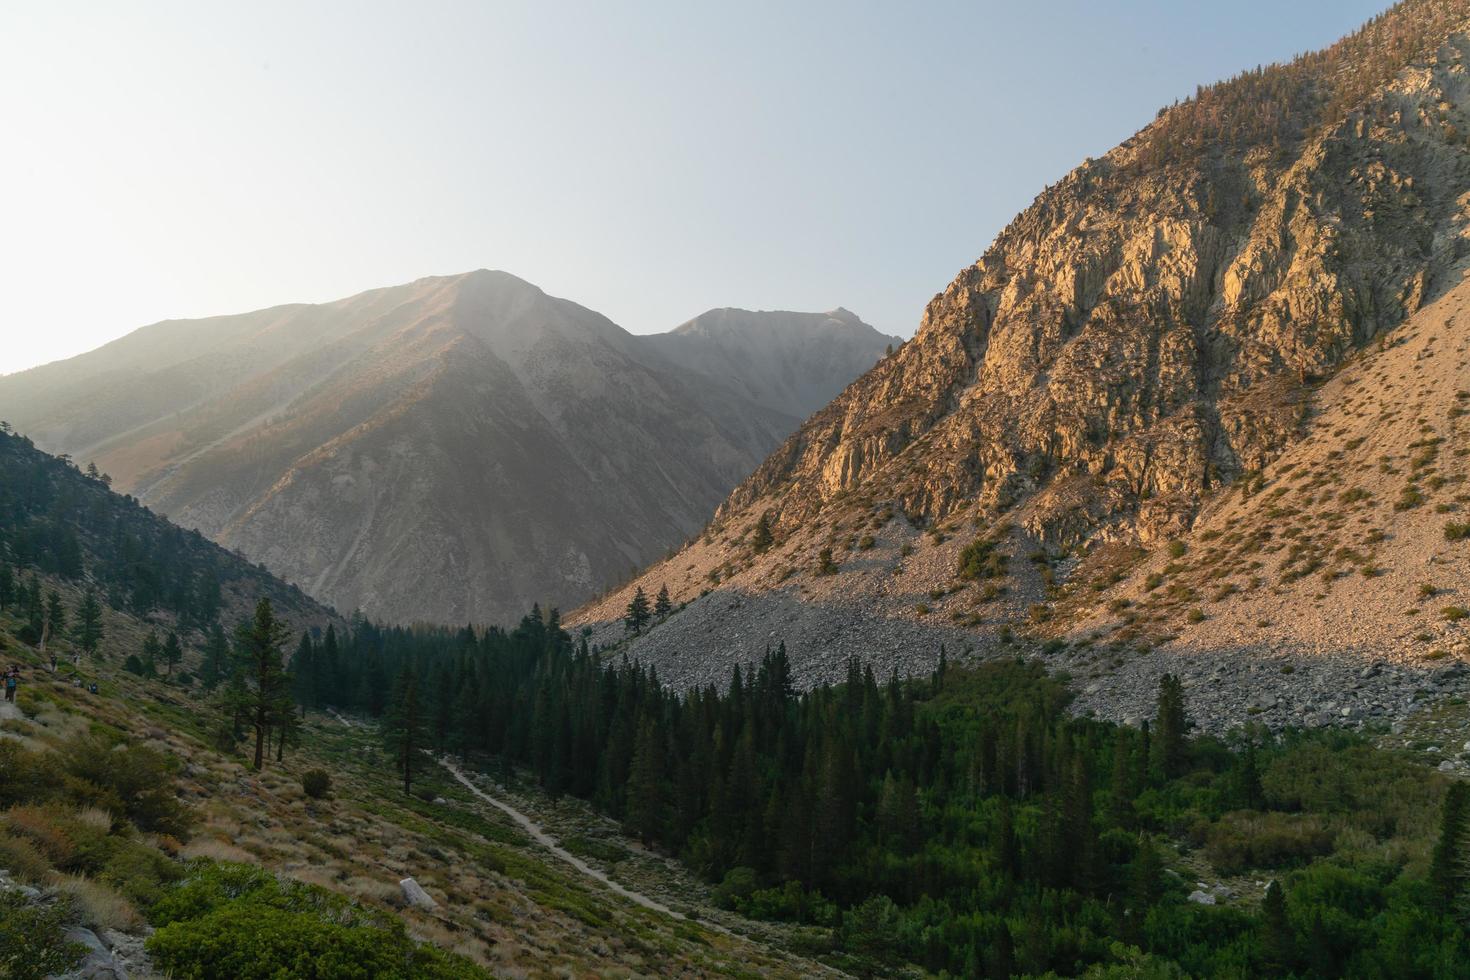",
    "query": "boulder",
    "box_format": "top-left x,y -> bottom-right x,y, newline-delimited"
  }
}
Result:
59,926 -> 128,980
399,877 -> 438,909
